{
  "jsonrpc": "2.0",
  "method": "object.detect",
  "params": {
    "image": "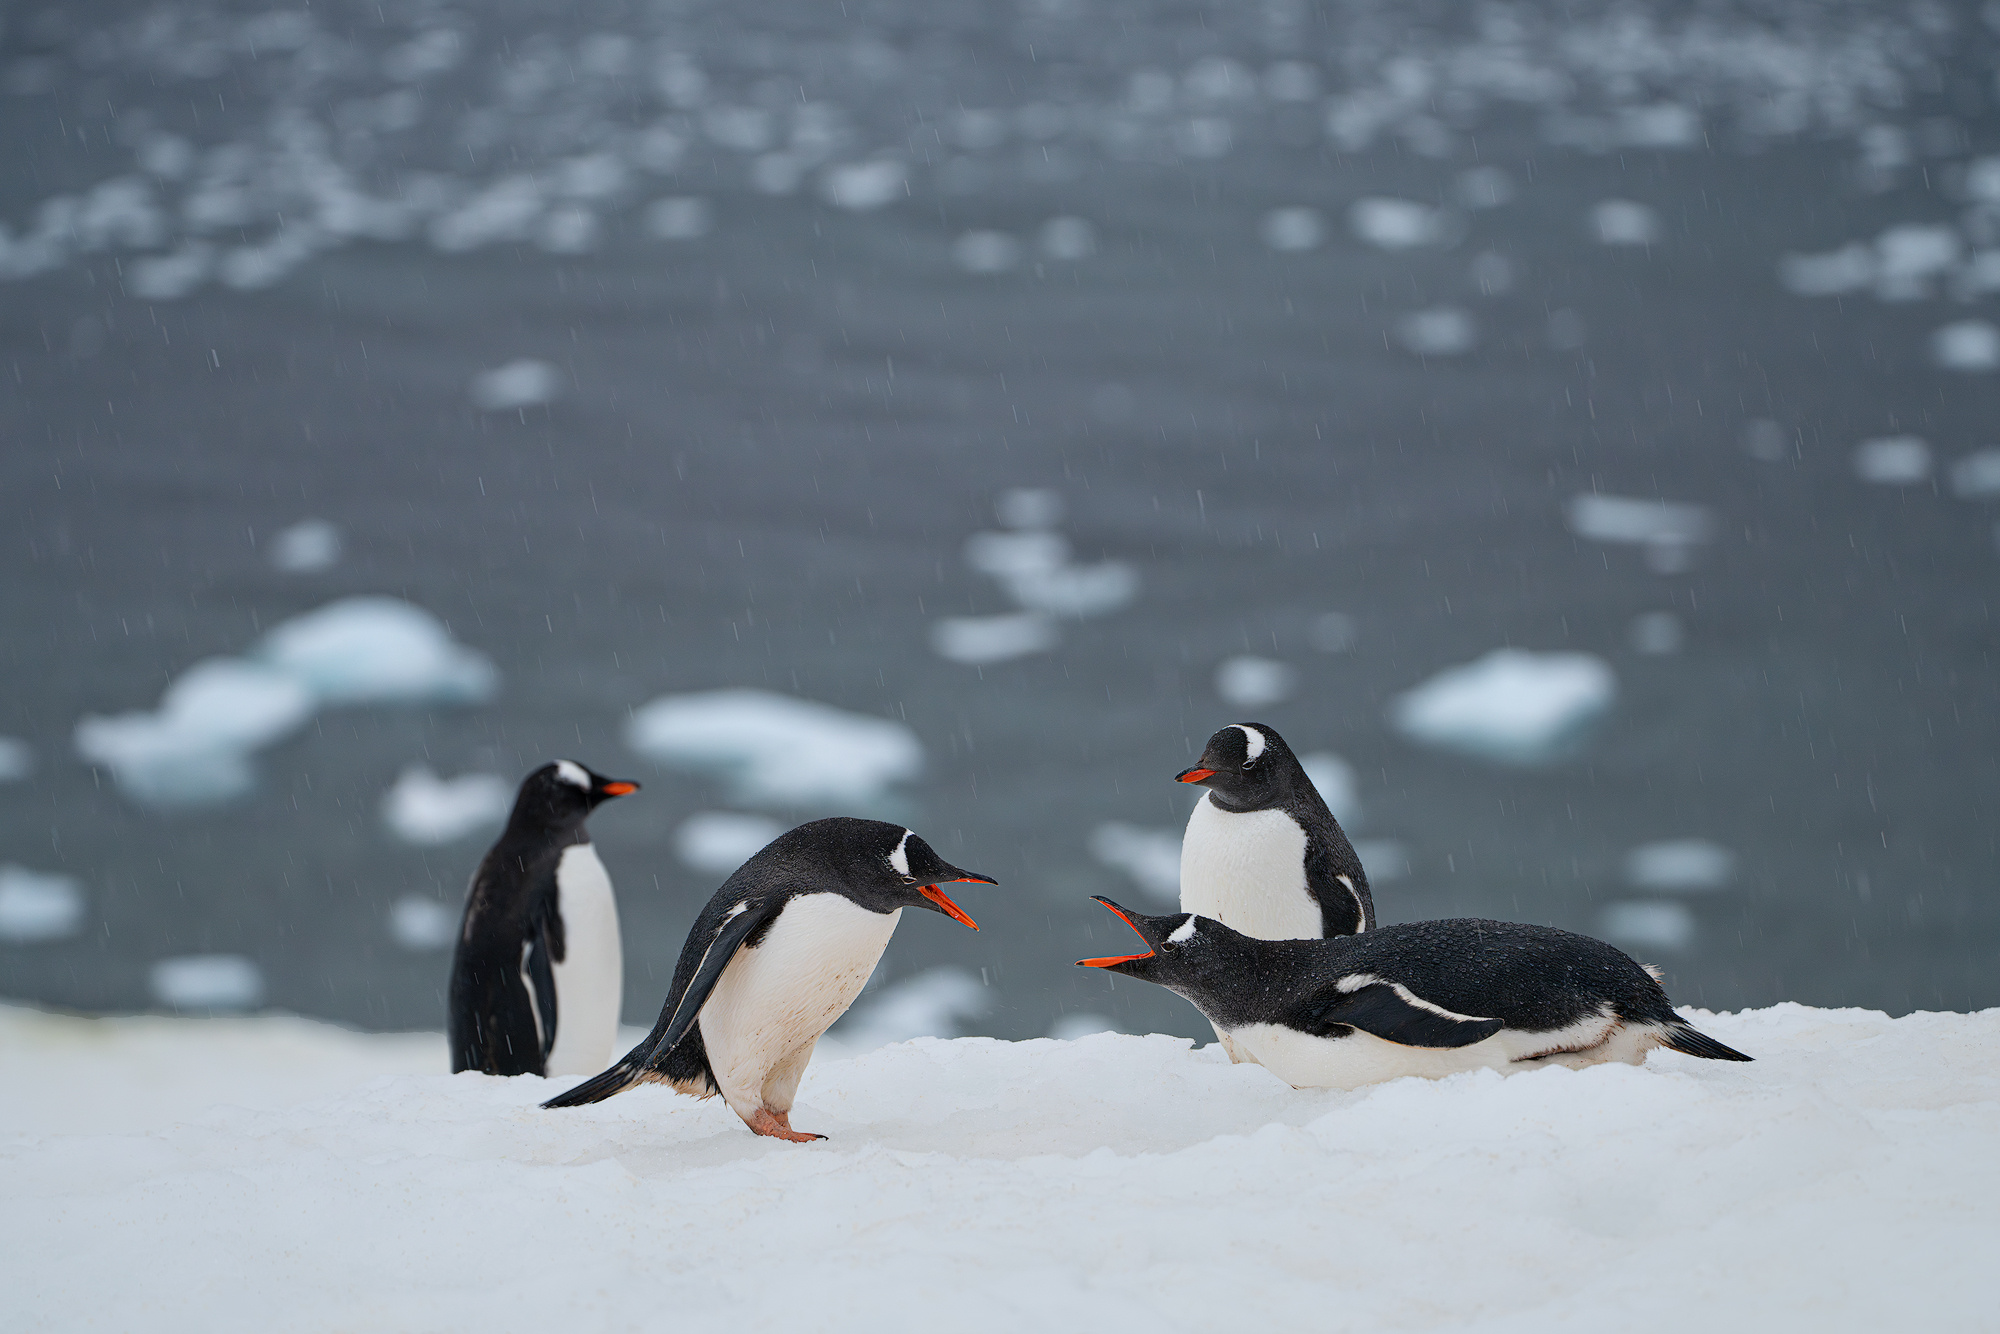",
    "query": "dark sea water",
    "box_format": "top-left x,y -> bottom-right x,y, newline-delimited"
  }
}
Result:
2,0 -> 1996,1041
